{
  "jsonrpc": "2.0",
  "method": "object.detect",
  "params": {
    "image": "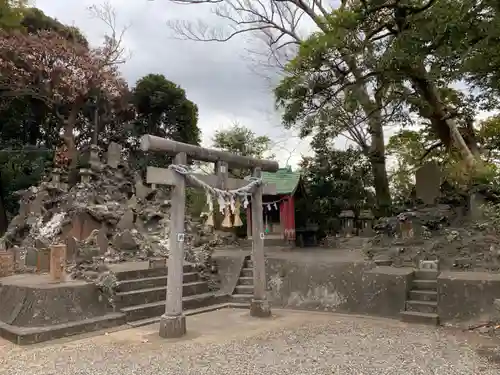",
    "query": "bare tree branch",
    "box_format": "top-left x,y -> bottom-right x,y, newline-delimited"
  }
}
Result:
88,1 -> 131,66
